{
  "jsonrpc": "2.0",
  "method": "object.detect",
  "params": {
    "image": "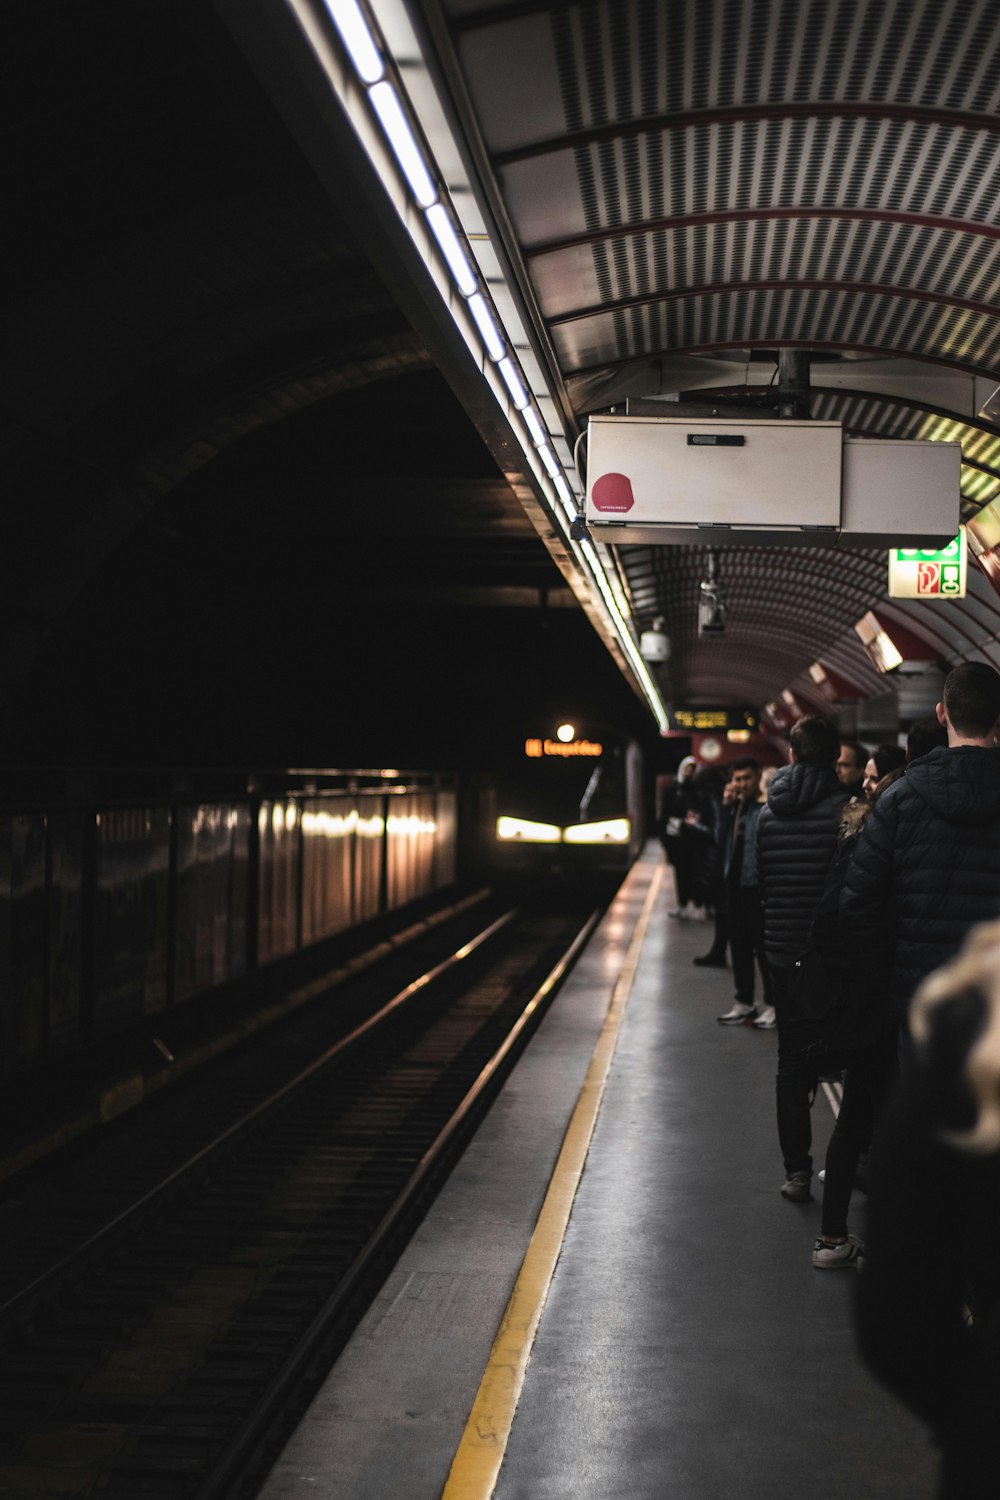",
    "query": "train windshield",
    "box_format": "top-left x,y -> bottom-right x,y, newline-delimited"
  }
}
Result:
497,741 -> 627,826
